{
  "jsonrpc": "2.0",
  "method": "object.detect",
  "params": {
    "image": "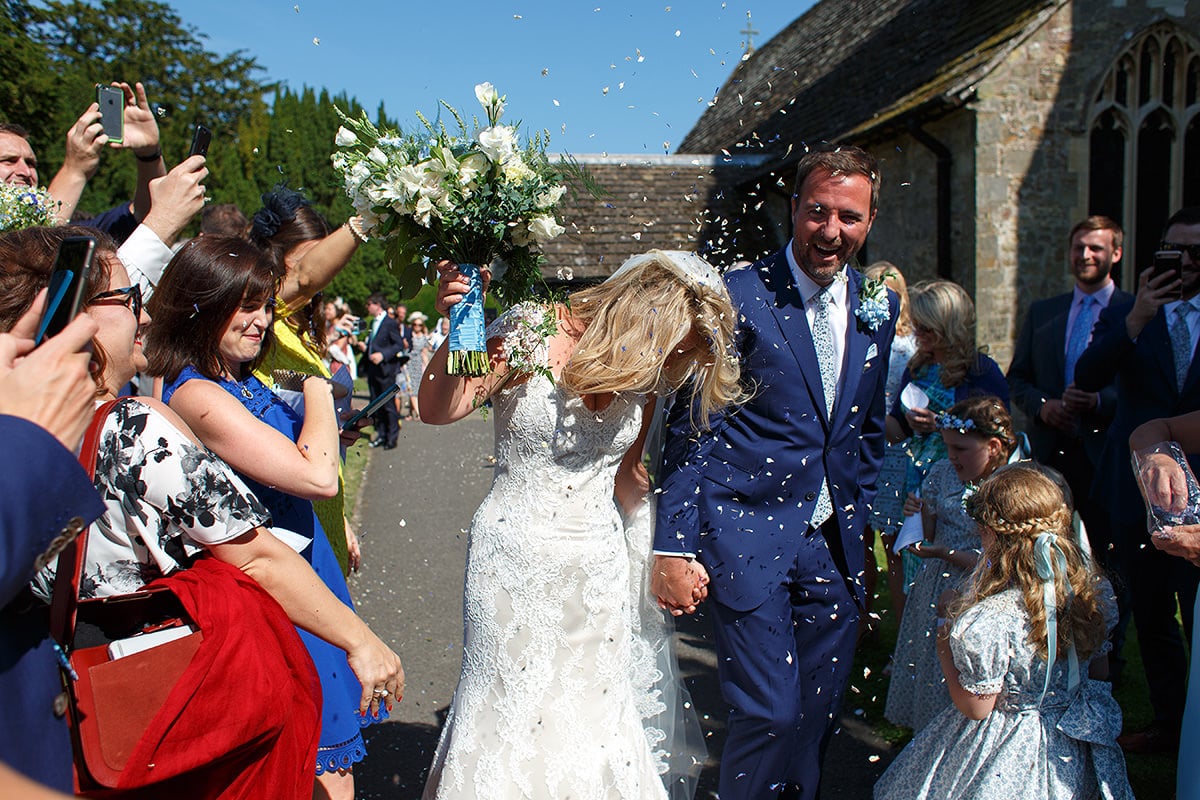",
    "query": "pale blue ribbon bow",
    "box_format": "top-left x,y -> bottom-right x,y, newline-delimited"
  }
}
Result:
1034,532 -> 1080,704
